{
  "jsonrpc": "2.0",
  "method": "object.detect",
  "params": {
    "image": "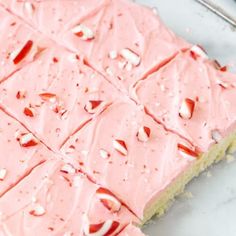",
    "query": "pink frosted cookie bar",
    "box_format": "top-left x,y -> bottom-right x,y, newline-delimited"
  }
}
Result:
118,224 -> 145,236
133,50 -> 236,152
0,46 -> 121,150
0,159 -> 138,236
61,101 -> 198,219
0,109 -> 55,197
1,0 -> 190,92
0,7 -> 51,83
60,0 -> 190,92
0,0 -> 110,39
